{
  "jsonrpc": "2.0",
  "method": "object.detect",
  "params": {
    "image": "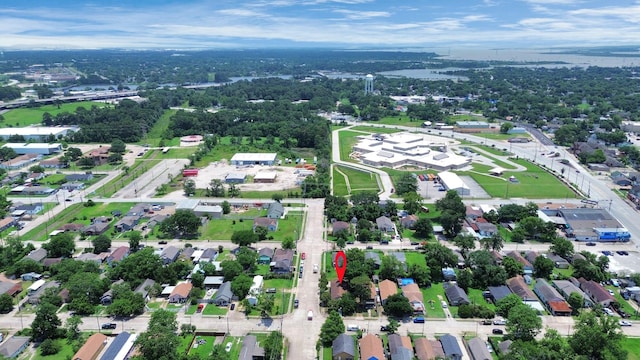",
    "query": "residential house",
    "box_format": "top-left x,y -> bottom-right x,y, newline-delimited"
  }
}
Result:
253,217 -> 278,231
107,246 -> 129,265
24,248 -> 47,263
14,203 -> 44,215
402,283 -> 425,314
330,280 -> 347,300
415,337 -> 443,360
444,283 -> 470,306
440,334 -> 463,360
145,214 -> 168,231
571,253 -> 587,264
114,216 -> 140,232
524,251 -> 540,265
76,253 -> 104,264
101,332 -> 136,360
168,282 -> 193,303
475,221 -> 497,237
0,153 -> 40,170
552,280 -> 592,308
267,202 -> 284,218
82,217 -> 111,236
442,267 -> 457,281
100,280 -> 125,305
579,278 -> 617,307
498,340 -> 513,356
466,206 -> 483,220
486,286 -> 512,304
399,215 -> 418,230
0,336 -> 30,359
20,272 -> 42,281
58,223 -> 84,232
127,203 -> 149,216
179,247 -> 195,262
258,248 -> 274,264
15,185 -> 55,196
388,334 -> 413,360
365,251 -> 381,269
199,248 -> 218,263
390,252 -> 407,265
506,251 -> 533,275
27,281 -> 61,305
239,335 -> 265,360
0,217 -> 16,232
534,278 -> 572,316
58,288 -> 70,303
332,221 -> 350,235
203,276 -> 224,289
60,182 -> 85,191
135,279 -> 156,301
246,275 -> 264,306
375,216 -> 394,233
507,276 -> 537,301
467,337 -> 492,360
271,248 -> 294,274
86,147 -> 110,166
490,250 -> 504,266
39,157 -> 66,169
161,246 -> 180,265
379,279 -> 398,305
211,281 -> 234,306
547,254 -> 570,269
66,173 -> 94,182
358,333 -> 385,360
332,333 -> 356,360
0,281 -> 22,297
73,333 -> 108,360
